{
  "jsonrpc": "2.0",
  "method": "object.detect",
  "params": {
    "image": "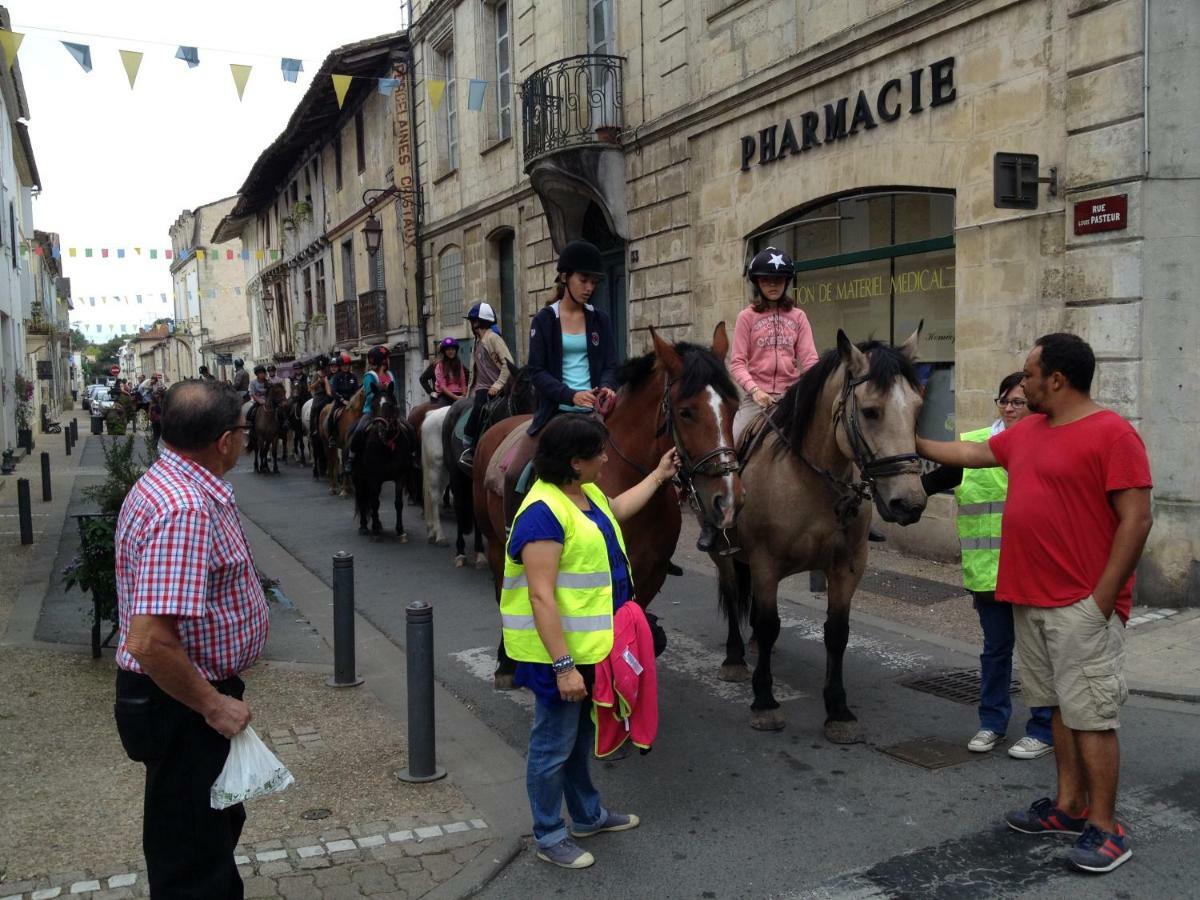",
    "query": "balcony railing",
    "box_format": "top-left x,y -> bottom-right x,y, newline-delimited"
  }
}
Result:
522,54 -> 624,170
358,289 -> 387,338
334,300 -> 358,344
